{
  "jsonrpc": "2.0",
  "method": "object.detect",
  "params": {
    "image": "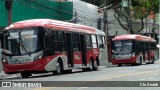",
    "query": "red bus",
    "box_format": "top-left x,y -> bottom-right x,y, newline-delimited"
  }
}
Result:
111,34 -> 157,66
0,19 -> 106,78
